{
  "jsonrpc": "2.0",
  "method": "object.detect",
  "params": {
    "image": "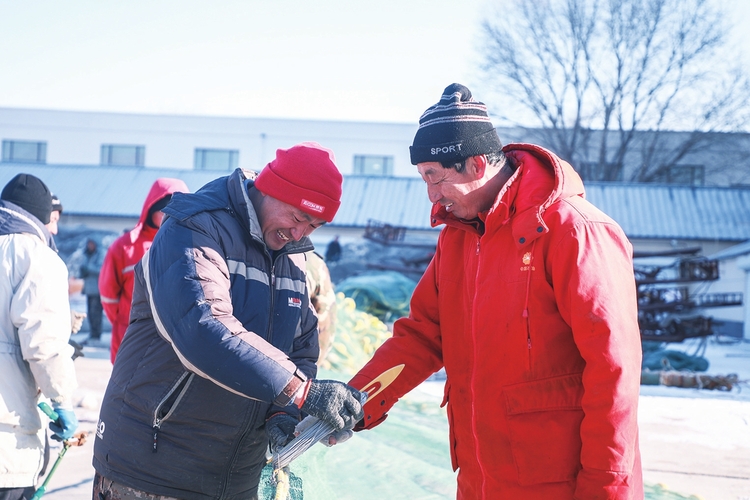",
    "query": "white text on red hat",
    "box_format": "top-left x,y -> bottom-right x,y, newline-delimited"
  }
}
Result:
301,199 -> 325,214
